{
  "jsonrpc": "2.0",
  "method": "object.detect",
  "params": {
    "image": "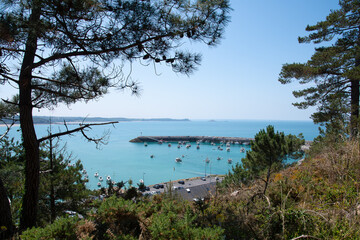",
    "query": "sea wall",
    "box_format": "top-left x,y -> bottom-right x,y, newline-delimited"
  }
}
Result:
129,136 -> 254,144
